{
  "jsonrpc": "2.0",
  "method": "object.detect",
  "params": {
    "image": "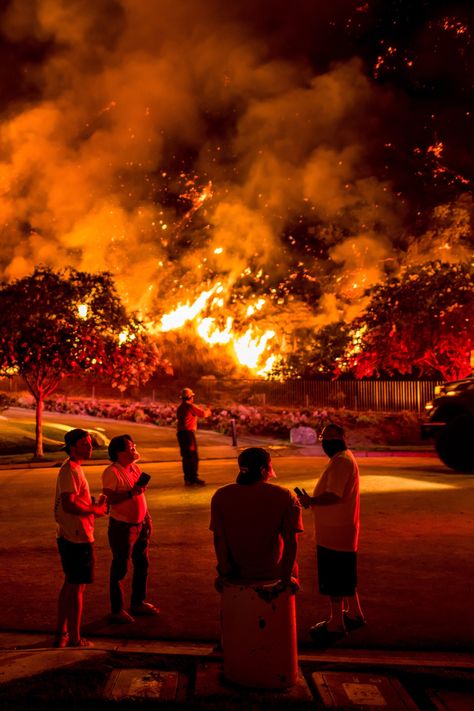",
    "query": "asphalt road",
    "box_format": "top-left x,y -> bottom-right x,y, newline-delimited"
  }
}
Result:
0,445 -> 472,651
